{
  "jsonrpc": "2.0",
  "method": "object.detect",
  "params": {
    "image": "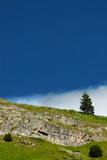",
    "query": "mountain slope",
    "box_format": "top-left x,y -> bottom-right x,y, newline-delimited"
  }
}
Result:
0,101 -> 107,159
0,101 -> 106,147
